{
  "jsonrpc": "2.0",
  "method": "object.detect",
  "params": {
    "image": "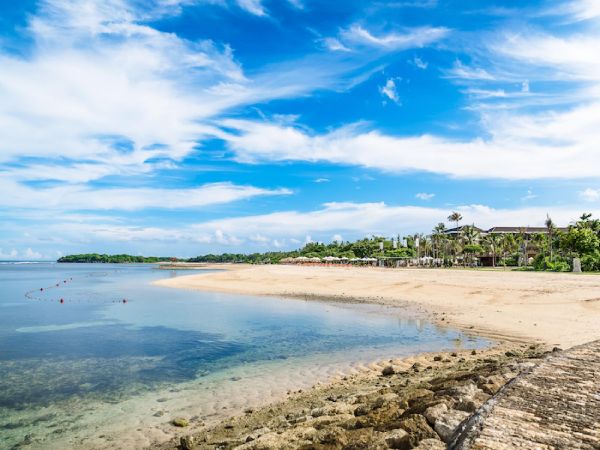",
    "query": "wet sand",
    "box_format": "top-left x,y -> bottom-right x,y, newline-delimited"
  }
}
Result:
155,264 -> 600,348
